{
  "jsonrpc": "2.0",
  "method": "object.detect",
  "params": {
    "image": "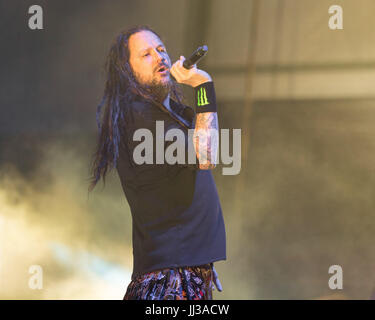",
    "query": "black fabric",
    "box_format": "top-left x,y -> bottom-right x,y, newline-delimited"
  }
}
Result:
194,81 -> 217,113
116,93 -> 226,281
